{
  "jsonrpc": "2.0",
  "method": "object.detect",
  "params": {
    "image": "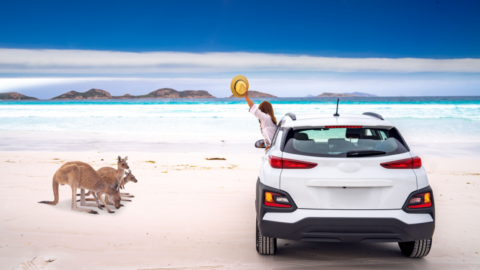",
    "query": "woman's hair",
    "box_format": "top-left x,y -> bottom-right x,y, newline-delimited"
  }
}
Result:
258,101 -> 277,125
